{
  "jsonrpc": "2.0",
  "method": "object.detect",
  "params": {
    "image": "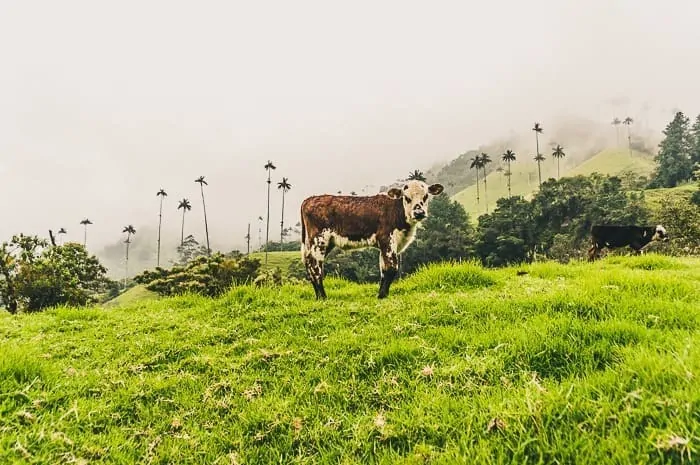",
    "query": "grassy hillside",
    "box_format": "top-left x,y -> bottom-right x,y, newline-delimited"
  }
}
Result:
250,250 -> 299,271
568,148 -> 655,178
644,183 -> 697,213
2,256 -> 699,463
102,285 -> 159,309
453,149 -> 655,220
